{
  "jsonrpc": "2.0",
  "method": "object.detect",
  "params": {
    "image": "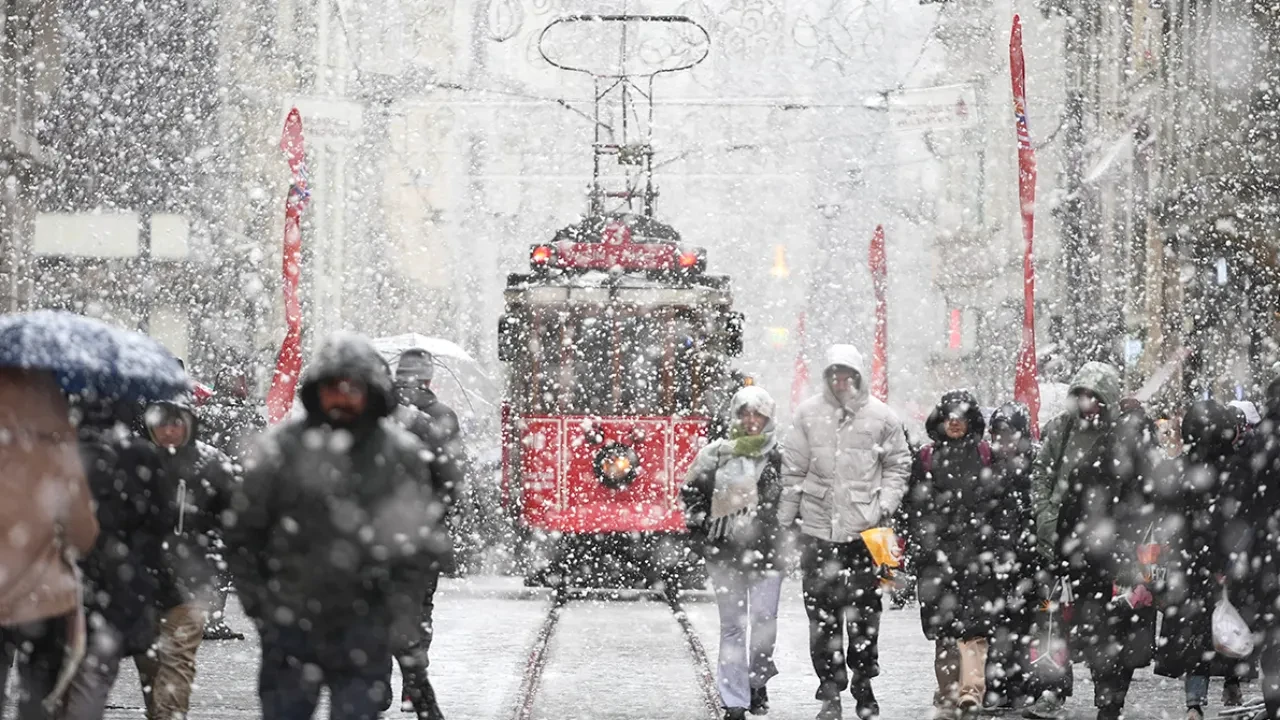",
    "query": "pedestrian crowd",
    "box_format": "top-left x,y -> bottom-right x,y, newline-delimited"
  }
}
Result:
8,324 -> 1280,720
684,344 -> 1280,720
1,330 -> 461,720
